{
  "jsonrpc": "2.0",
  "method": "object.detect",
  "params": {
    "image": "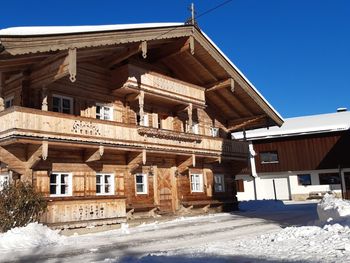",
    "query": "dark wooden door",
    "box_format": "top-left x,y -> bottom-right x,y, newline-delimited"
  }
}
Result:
344,172 -> 350,200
